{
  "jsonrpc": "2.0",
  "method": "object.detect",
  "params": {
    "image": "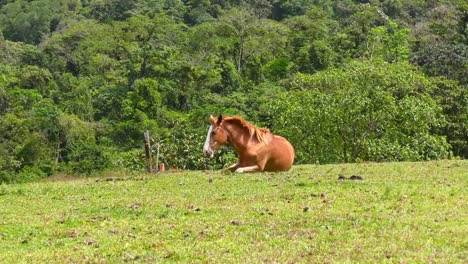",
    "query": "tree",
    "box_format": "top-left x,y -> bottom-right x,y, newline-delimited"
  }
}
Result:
0,0 -> 74,44
266,60 -> 451,163
217,7 -> 289,81
285,7 -> 337,73
83,0 -> 138,22
336,4 -> 386,59
430,77 -> 468,158
184,0 -> 214,25
0,37 -> 41,65
411,43 -> 468,85
367,19 -> 410,62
